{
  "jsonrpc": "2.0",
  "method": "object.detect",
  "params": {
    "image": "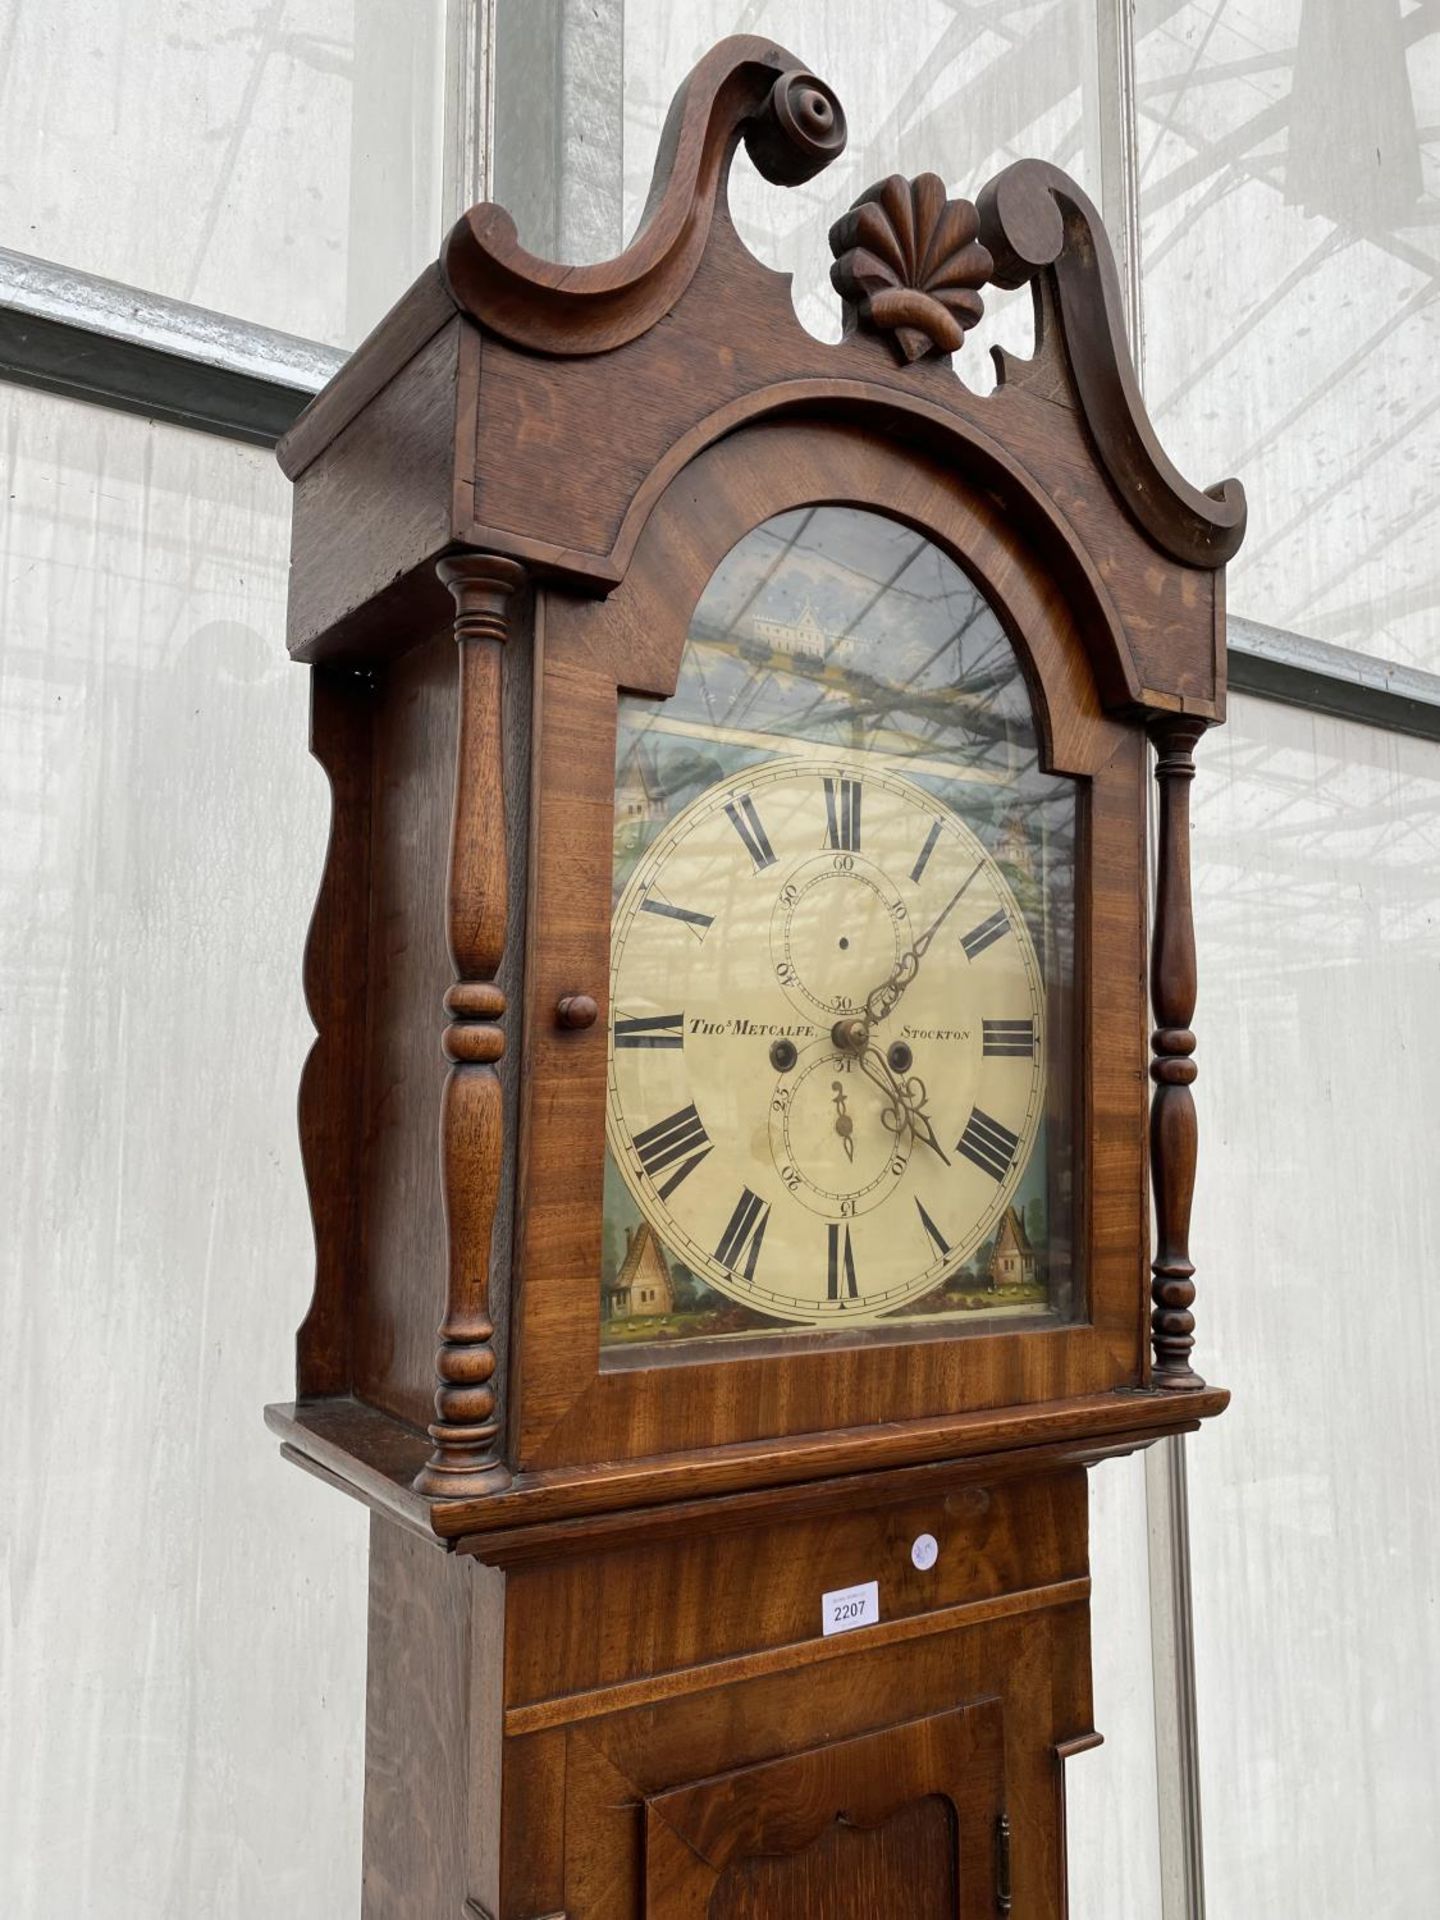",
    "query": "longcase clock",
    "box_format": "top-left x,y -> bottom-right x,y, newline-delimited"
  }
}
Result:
267,36 -> 1245,1918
